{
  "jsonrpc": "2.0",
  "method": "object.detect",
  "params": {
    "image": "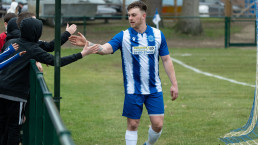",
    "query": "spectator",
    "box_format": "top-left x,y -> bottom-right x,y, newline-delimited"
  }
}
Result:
17,2 -> 27,14
0,13 -> 17,51
0,17 -> 99,145
7,1 -> 18,14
